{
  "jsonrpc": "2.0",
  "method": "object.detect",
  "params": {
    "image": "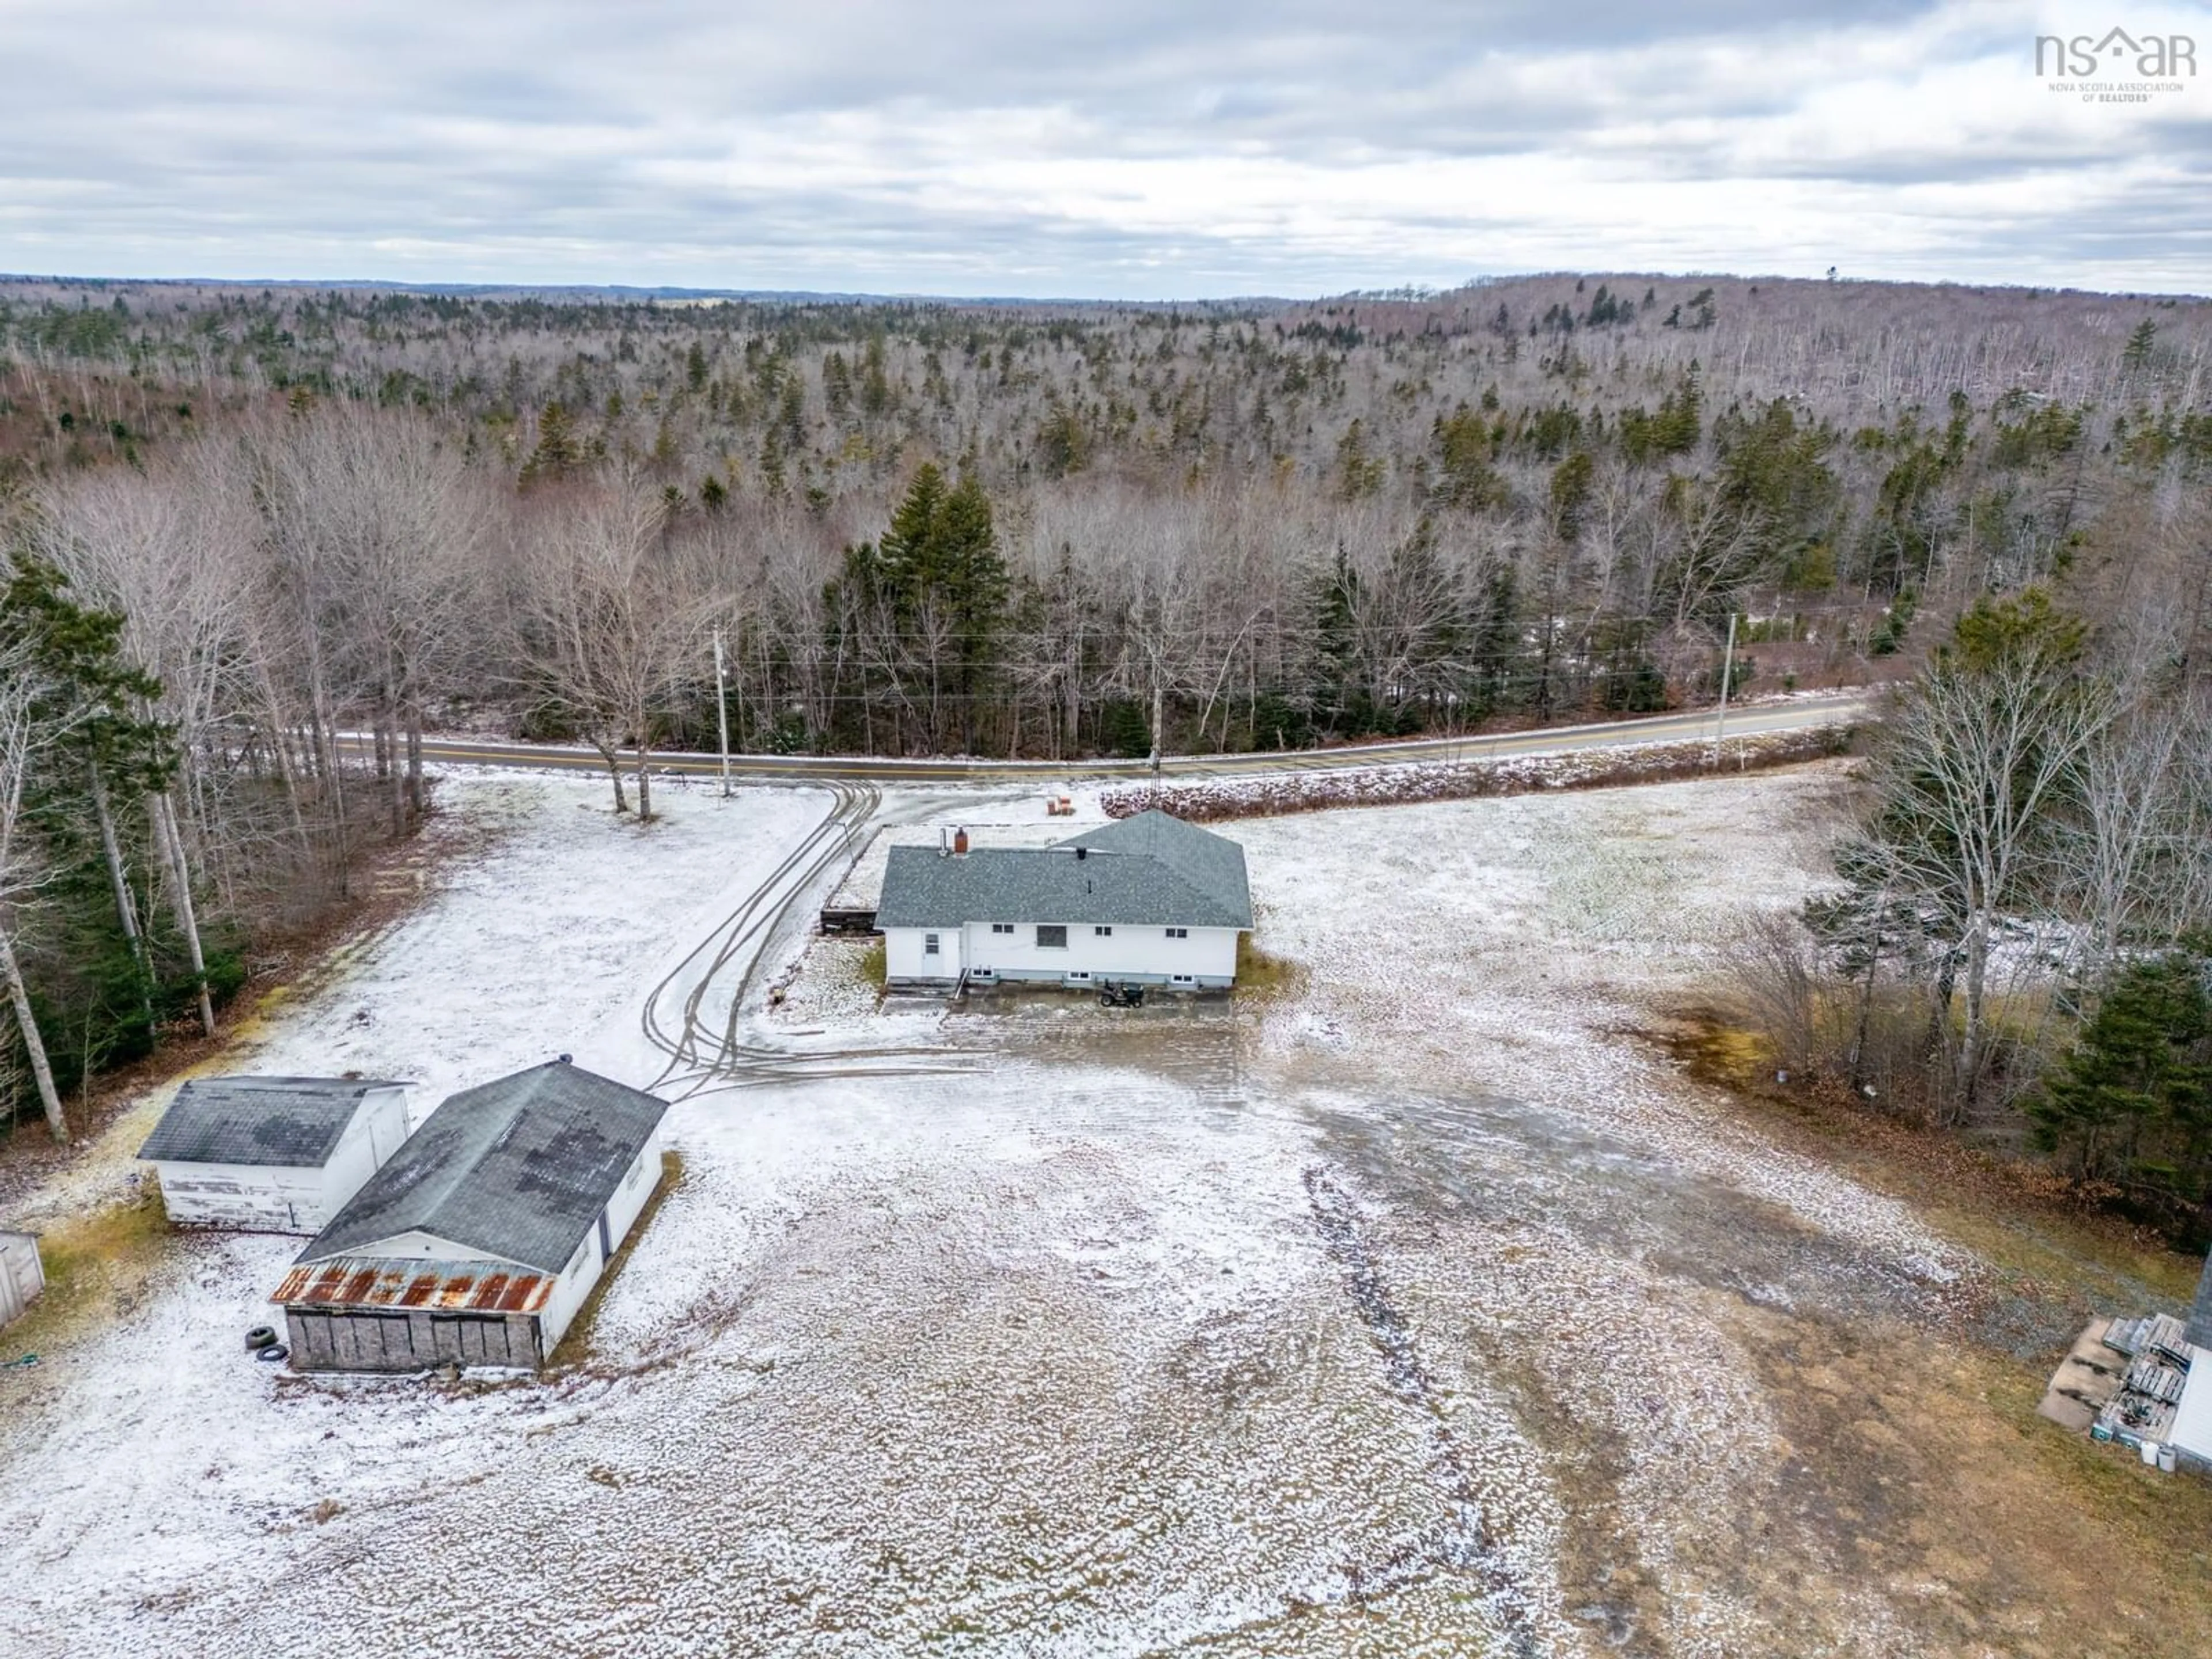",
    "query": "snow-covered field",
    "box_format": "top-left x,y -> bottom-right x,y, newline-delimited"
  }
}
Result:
0,762 -> 1990,1657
